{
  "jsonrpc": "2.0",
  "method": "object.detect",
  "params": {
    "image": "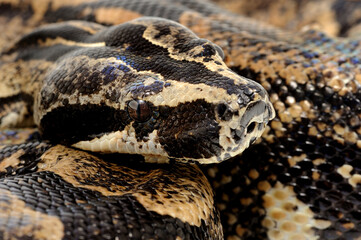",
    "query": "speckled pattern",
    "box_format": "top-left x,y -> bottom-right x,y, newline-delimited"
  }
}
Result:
0,133 -> 223,239
0,0 -> 360,240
